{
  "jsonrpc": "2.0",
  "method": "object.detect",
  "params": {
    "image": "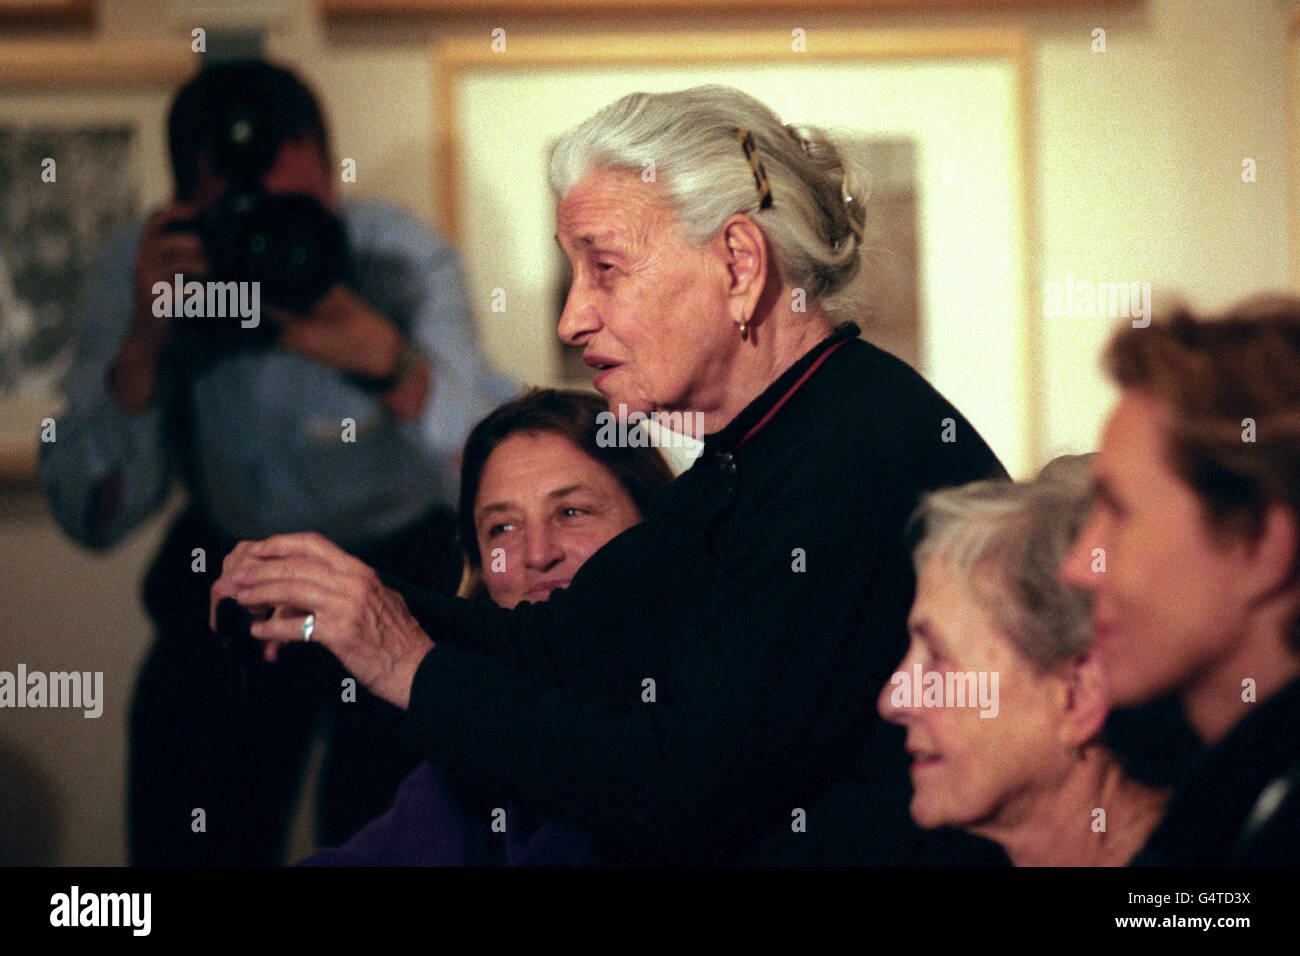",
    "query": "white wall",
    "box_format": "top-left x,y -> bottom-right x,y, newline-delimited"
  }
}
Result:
1,0 -> 1293,864
1035,0 -> 1290,459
